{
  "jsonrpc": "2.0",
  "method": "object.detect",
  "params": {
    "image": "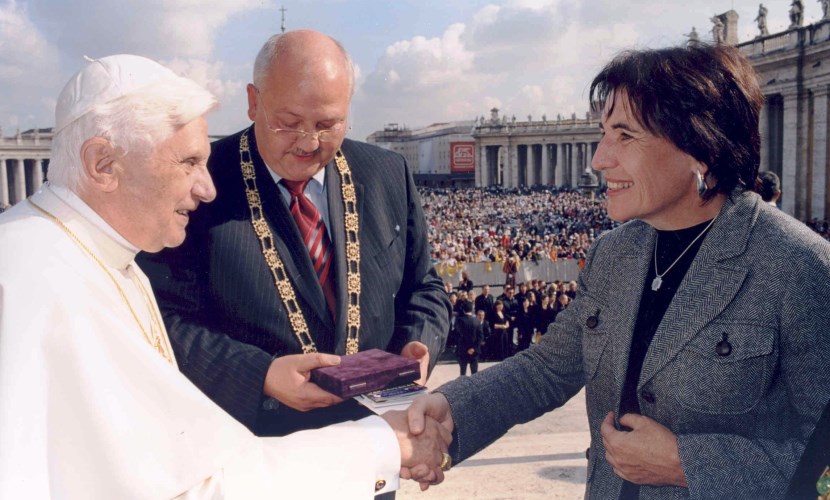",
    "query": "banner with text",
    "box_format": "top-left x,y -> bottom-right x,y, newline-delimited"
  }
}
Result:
450,142 -> 475,173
